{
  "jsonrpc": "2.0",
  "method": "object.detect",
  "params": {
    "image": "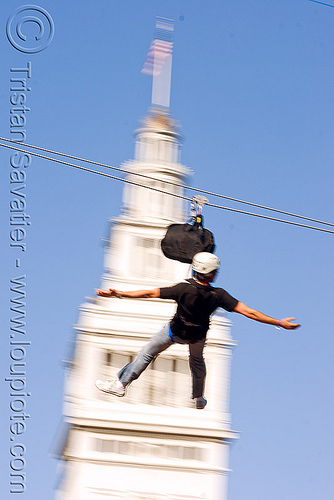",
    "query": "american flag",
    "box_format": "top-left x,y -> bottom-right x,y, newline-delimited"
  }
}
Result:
141,18 -> 174,77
